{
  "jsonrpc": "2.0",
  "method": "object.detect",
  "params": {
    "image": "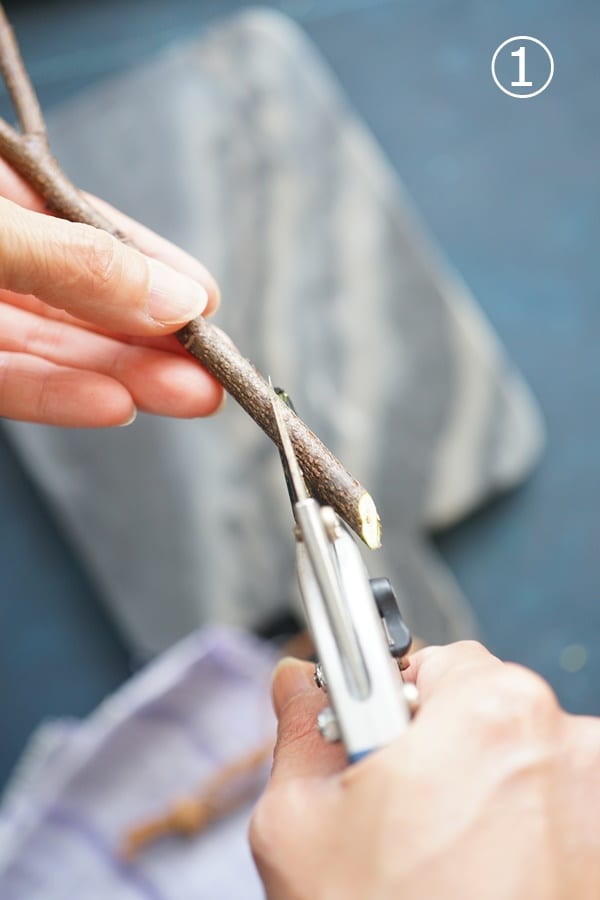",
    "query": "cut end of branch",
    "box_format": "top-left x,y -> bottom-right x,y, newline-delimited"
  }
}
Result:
358,492 -> 382,549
